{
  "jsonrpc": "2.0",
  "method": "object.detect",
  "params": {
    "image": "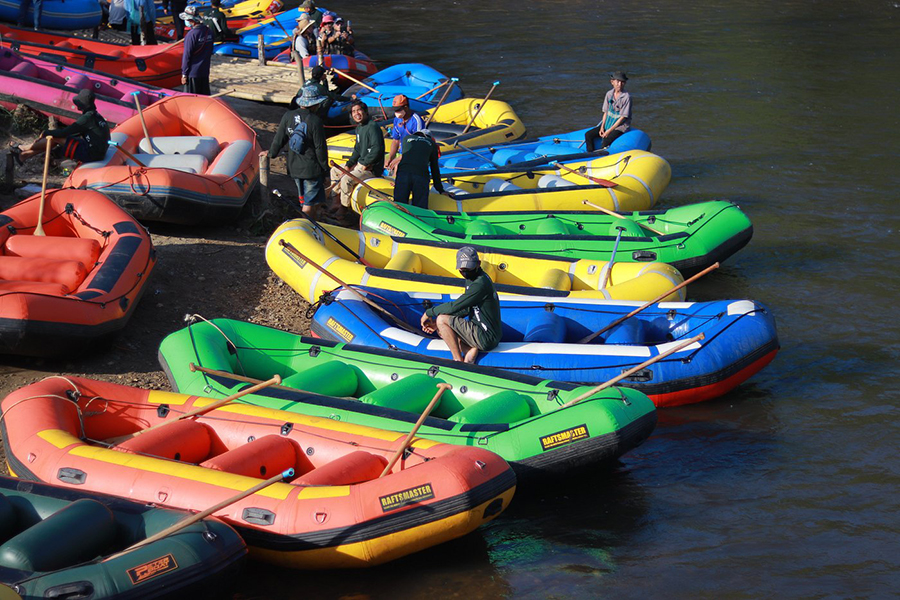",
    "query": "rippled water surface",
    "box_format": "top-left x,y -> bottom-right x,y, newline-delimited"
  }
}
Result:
236,1 -> 900,597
